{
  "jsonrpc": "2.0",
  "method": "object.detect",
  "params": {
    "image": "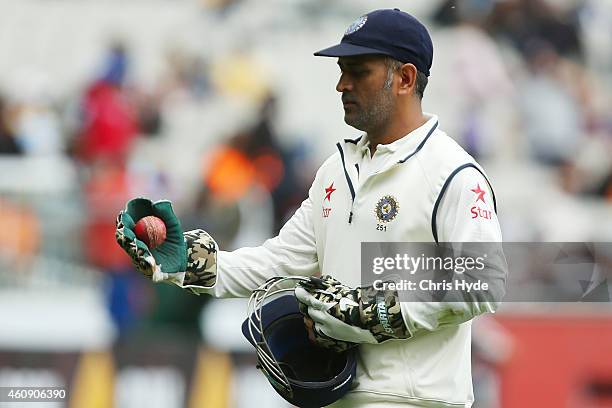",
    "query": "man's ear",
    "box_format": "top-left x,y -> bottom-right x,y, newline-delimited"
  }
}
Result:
398,63 -> 417,96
